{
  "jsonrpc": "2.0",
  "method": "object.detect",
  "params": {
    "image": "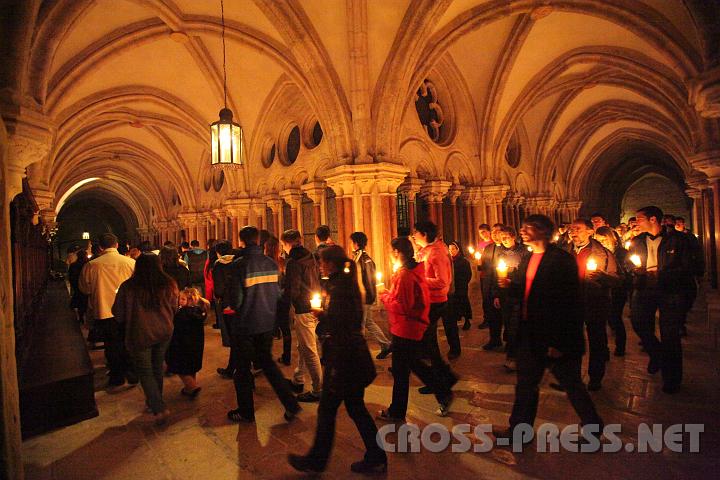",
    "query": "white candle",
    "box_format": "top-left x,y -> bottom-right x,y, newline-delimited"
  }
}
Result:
310,293 -> 322,309
630,254 -> 642,267
473,251 -> 482,262
586,258 -> 598,271
375,271 -> 384,287
468,246 -> 475,255
496,259 -> 508,279
624,241 -> 631,250
553,234 -> 559,242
